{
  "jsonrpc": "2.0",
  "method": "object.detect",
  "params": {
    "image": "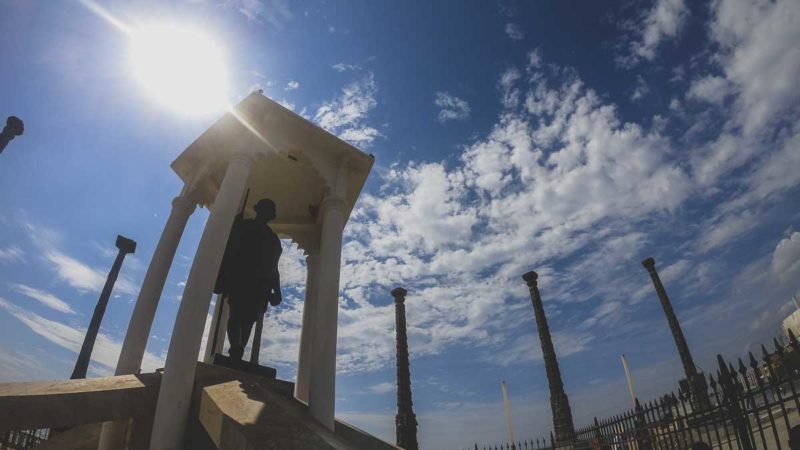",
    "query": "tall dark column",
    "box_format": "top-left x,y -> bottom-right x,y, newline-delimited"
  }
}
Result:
522,272 -> 575,443
0,116 -> 24,154
642,257 -> 709,409
71,235 -> 136,379
392,287 -> 418,450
